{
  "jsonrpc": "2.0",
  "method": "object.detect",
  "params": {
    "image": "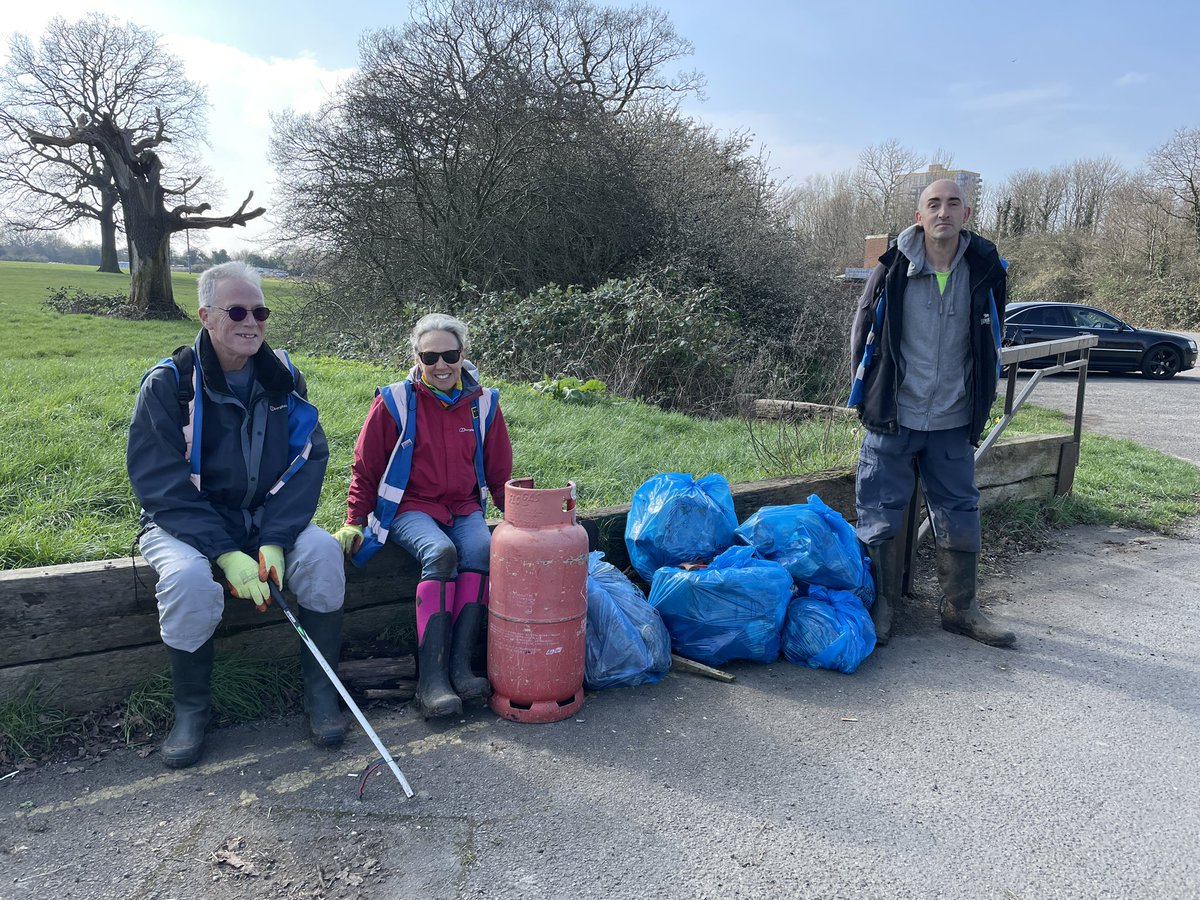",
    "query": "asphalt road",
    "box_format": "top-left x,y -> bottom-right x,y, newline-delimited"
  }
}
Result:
2,519 -> 1198,899
1014,331 -> 1200,465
